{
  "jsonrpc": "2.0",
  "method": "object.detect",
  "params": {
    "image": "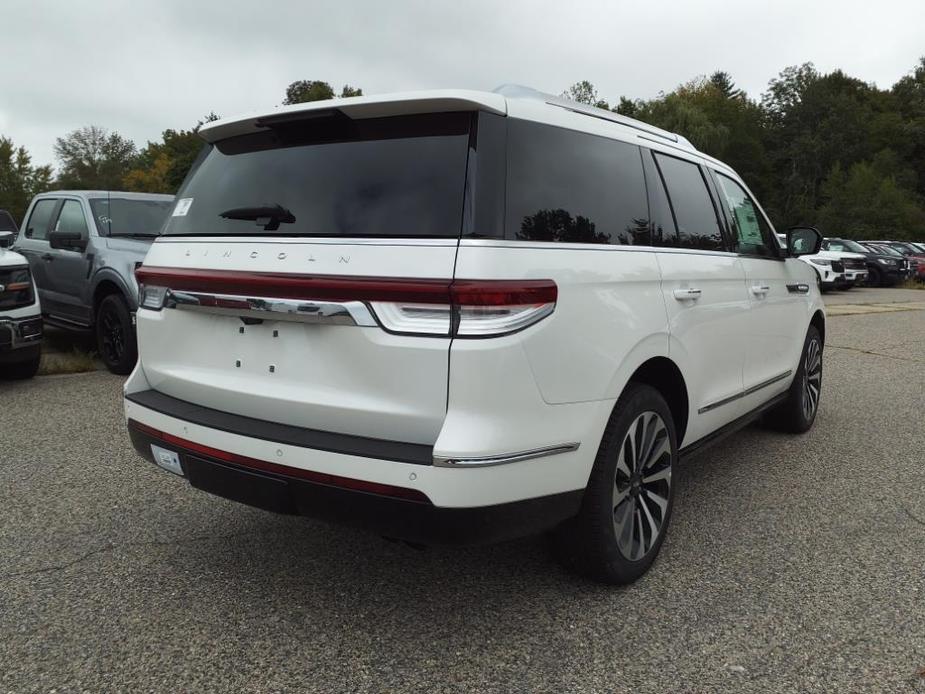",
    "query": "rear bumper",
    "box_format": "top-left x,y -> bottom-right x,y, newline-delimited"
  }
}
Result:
128,420 -> 583,545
